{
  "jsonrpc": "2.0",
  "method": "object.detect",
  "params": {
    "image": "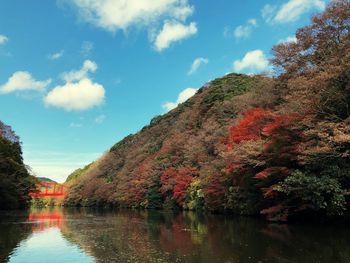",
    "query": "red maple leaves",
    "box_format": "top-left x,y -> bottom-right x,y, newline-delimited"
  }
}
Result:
226,108 -> 299,149
161,167 -> 197,206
